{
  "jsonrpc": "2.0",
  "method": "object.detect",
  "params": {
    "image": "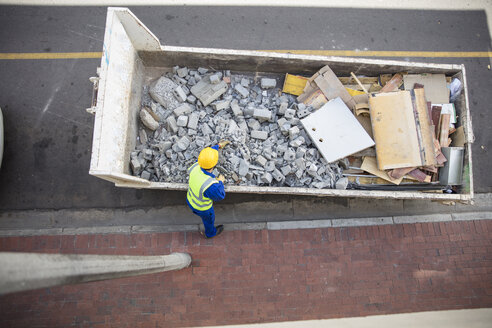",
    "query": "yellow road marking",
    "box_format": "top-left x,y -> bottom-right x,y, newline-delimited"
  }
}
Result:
265,50 -> 492,58
0,50 -> 491,60
0,52 -> 102,59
